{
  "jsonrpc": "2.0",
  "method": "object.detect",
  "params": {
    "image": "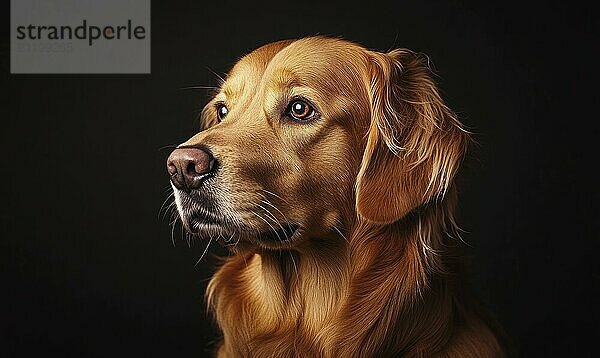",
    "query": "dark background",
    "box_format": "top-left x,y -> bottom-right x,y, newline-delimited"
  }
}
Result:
2,1 -> 597,357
